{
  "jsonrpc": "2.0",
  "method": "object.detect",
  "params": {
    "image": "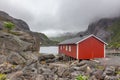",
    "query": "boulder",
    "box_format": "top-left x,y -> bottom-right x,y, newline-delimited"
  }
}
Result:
0,55 -> 6,64
71,61 -> 88,72
39,54 -> 55,62
0,31 -> 32,53
102,66 -> 117,79
104,75 -> 119,80
45,54 -> 55,59
20,51 -> 38,61
23,67 -> 37,75
56,54 -> 64,61
76,60 -> 88,67
36,75 -> 45,80
7,52 -> 26,65
90,75 -> 97,80
7,71 -> 23,80
57,67 -> 71,78
93,70 -> 103,79
103,66 -> 116,76
0,62 -> 16,74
